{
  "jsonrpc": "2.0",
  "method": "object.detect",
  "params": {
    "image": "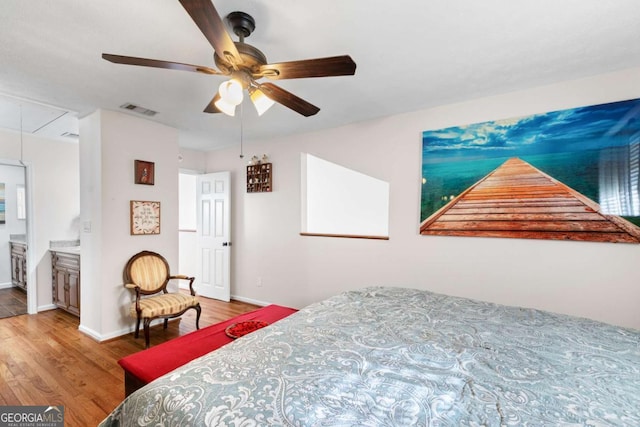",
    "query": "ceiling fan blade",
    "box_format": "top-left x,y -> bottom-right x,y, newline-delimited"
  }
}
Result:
259,83 -> 320,117
102,53 -> 221,75
179,0 -> 242,66
203,93 -> 223,113
258,55 -> 356,80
